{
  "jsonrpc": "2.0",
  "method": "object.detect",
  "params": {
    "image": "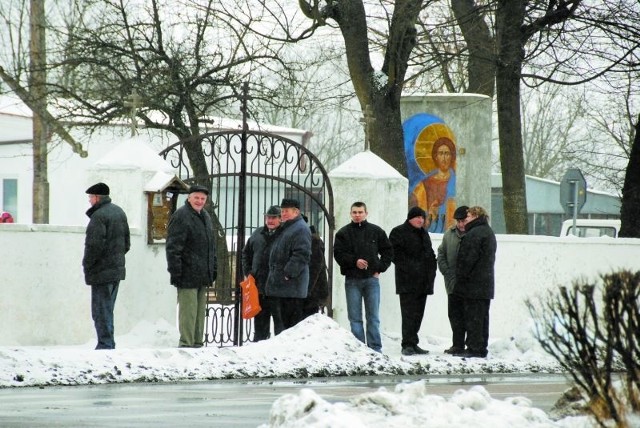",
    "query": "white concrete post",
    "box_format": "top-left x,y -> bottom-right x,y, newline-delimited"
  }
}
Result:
328,150 -> 407,346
